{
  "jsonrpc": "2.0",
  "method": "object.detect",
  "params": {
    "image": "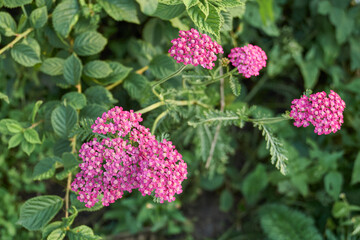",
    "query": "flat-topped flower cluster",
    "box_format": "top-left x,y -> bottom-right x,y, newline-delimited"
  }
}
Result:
290,90 -> 345,135
71,107 -> 188,207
